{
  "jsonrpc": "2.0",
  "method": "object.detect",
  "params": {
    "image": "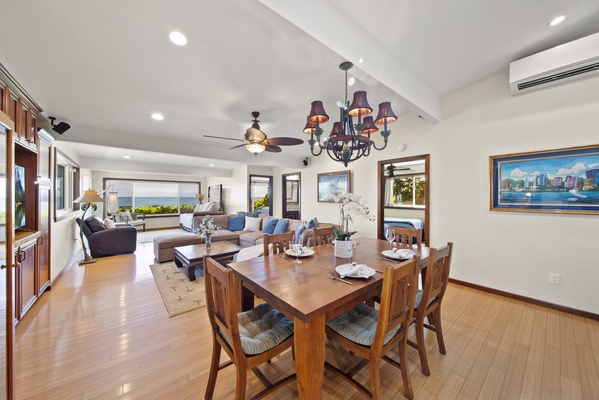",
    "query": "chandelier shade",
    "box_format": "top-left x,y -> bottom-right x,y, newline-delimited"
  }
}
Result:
305,61 -> 397,167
